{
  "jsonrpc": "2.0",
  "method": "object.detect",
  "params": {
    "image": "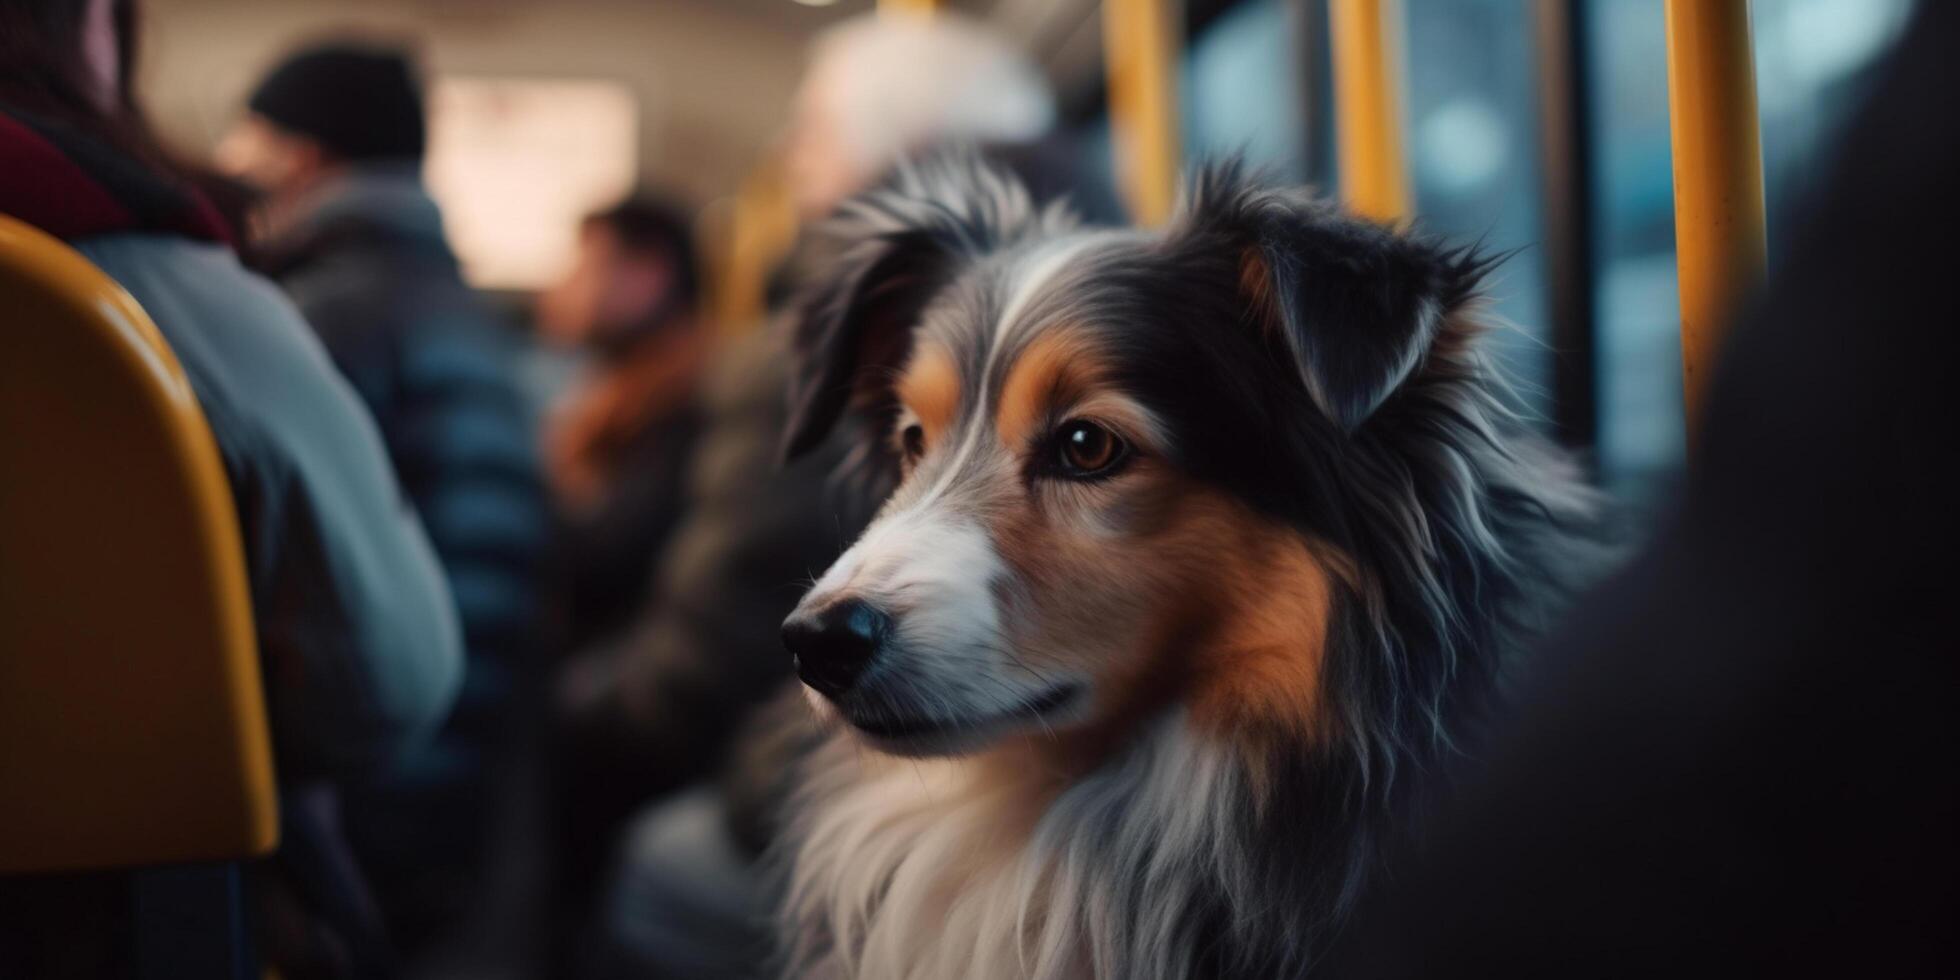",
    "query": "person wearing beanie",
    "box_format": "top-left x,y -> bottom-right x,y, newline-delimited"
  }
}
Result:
216,39 -> 550,957
248,44 -> 426,163
216,42 -> 427,239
